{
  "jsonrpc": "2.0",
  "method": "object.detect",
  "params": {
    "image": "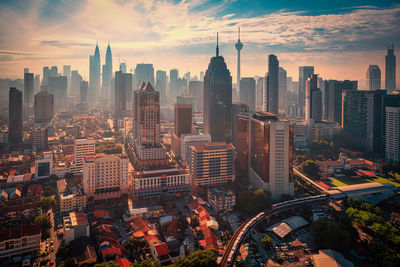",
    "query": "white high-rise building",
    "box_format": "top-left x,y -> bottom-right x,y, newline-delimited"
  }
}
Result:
385,106 -> 400,162
73,139 -> 95,174
180,134 -> 211,162
83,154 -> 130,200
